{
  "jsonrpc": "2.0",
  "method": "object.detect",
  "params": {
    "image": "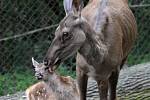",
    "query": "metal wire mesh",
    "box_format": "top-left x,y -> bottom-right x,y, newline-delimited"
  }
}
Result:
0,0 -> 64,73
0,0 -> 150,72
0,0 -> 150,96
129,1 -> 150,65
